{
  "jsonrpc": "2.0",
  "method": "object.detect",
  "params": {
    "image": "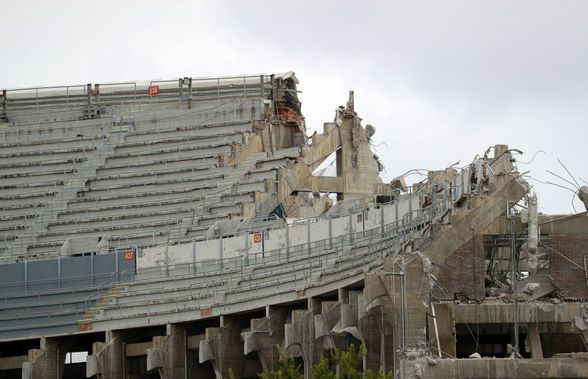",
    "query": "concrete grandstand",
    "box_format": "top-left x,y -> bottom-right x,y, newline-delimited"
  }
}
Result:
0,73 -> 587,379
